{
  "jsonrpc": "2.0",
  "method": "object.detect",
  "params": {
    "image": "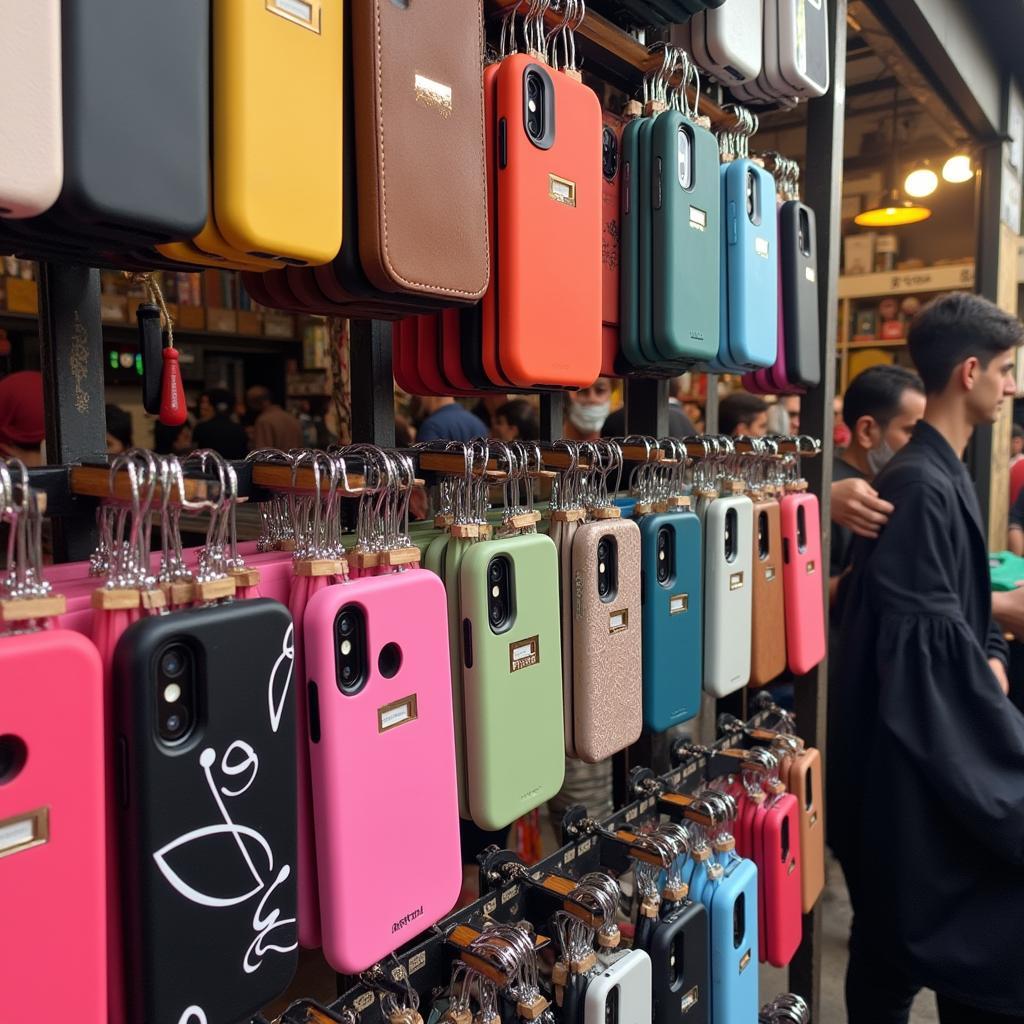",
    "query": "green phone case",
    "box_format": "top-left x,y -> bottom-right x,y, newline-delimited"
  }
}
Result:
459,533 -> 565,831
424,532 -> 450,578
619,117 -> 646,371
651,111 -> 721,365
637,117 -> 657,366
444,536 -> 472,818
